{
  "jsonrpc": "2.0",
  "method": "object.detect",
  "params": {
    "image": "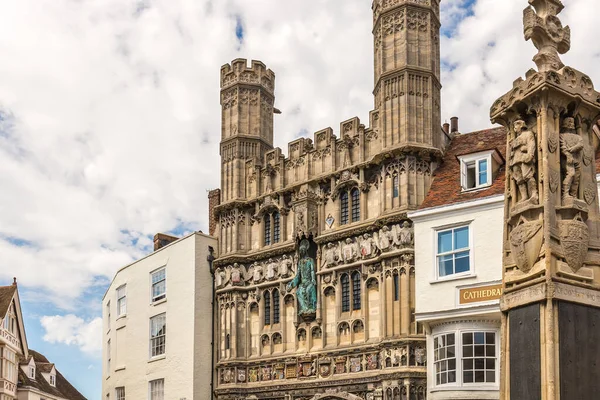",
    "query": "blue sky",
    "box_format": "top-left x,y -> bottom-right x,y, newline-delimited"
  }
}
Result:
2,0 -> 600,399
